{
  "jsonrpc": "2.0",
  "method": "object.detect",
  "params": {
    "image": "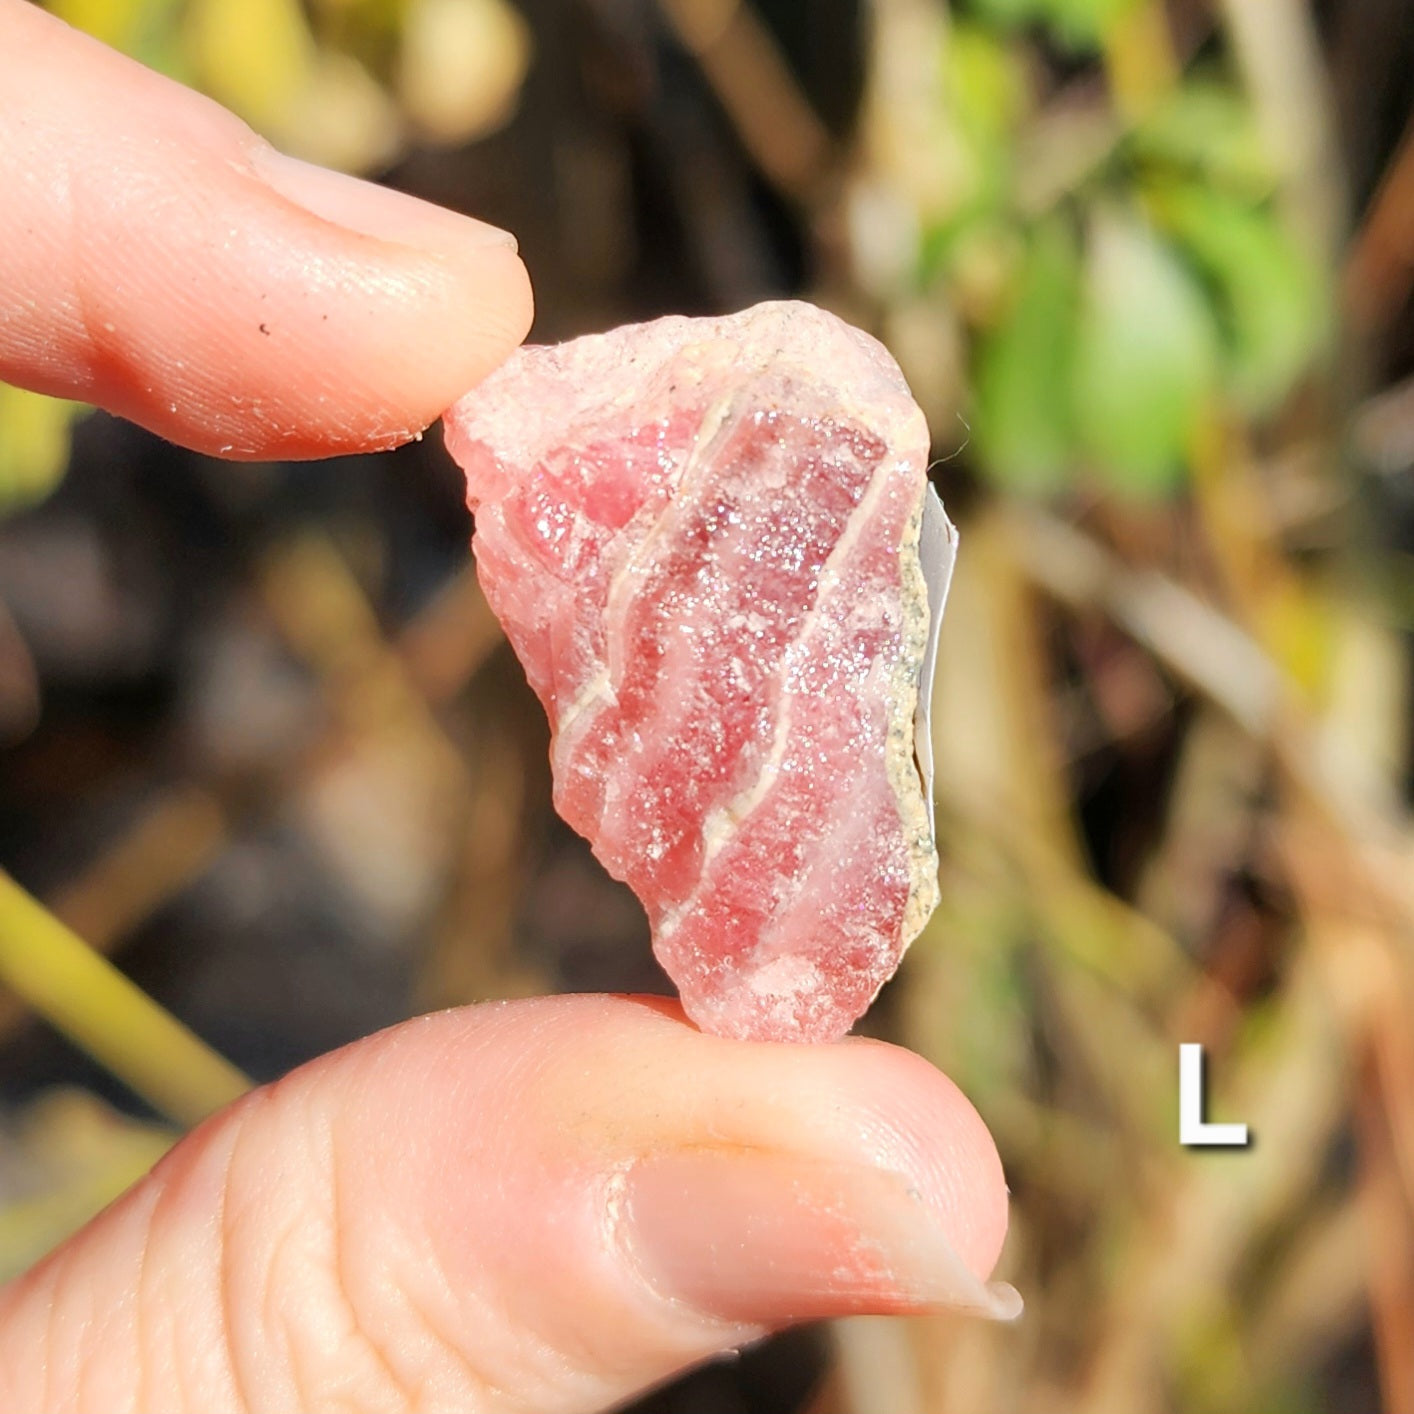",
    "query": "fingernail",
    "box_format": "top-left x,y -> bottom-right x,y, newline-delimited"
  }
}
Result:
250,147 -> 518,253
614,1149 -> 1022,1326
